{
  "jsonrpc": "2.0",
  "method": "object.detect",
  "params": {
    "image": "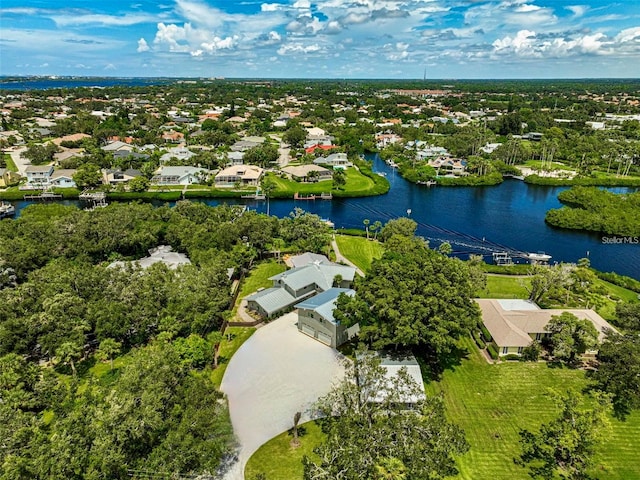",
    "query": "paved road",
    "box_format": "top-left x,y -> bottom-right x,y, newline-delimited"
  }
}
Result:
220,312 -> 345,479
7,146 -> 29,176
